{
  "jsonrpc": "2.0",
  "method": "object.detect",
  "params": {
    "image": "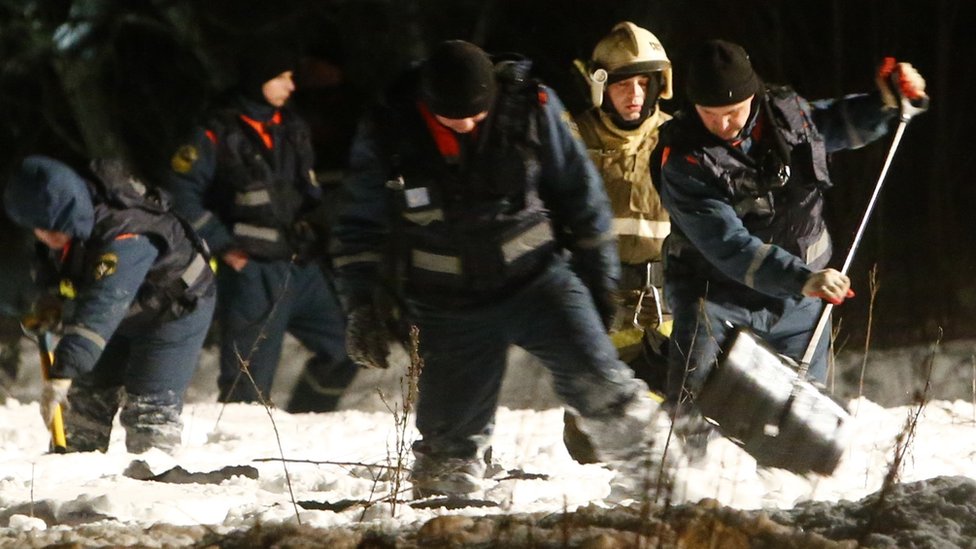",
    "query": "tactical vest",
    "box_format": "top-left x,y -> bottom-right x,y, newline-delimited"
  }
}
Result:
665,86 -> 833,284
210,108 -> 319,260
575,107 -> 671,265
60,179 -> 214,324
382,61 -> 557,305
